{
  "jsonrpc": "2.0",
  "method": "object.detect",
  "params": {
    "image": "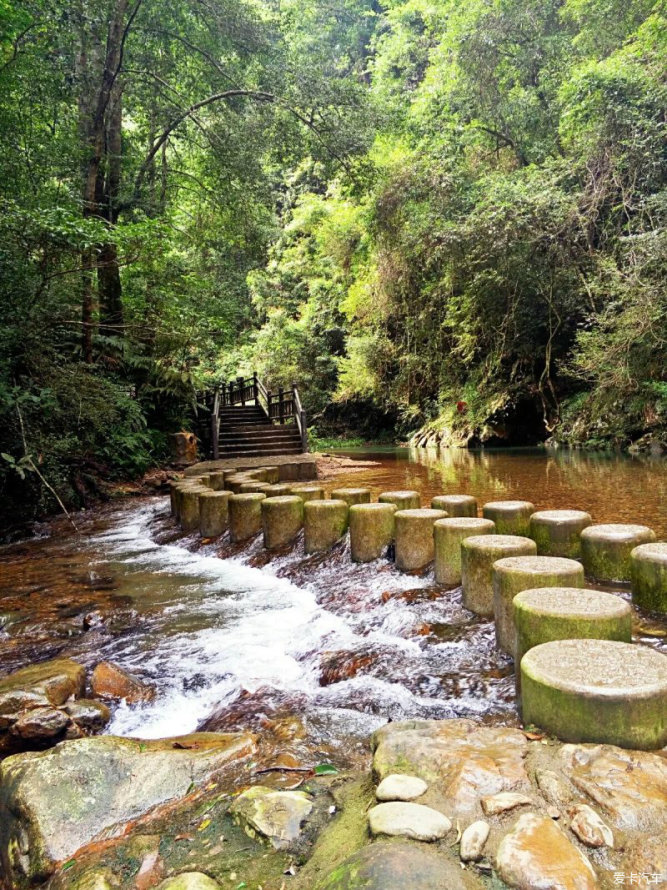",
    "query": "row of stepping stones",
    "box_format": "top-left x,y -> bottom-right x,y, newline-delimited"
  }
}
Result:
169,475 -> 667,750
